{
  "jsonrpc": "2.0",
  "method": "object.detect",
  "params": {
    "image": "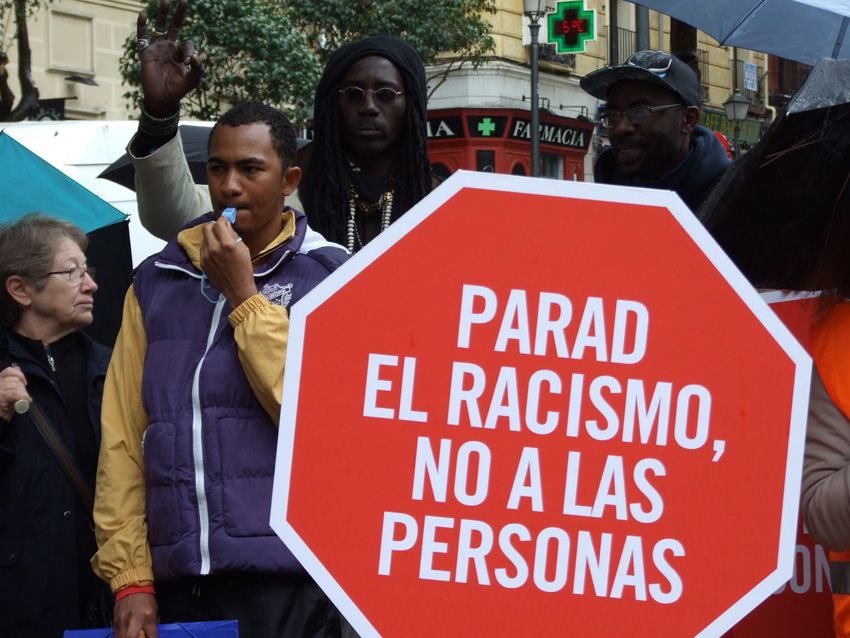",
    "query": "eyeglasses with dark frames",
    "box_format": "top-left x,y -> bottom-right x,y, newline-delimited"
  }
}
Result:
338,86 -> 404,105
43,265 -> 96,285
599,103 -> 683,128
